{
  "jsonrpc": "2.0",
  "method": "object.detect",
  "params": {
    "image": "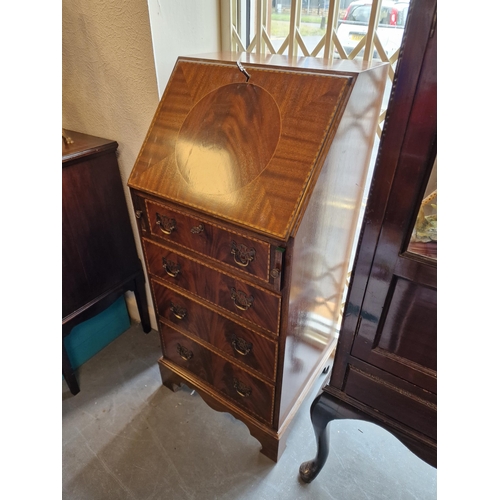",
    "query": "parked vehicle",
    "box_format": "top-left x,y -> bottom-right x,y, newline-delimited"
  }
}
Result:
336,0 -> 409,58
